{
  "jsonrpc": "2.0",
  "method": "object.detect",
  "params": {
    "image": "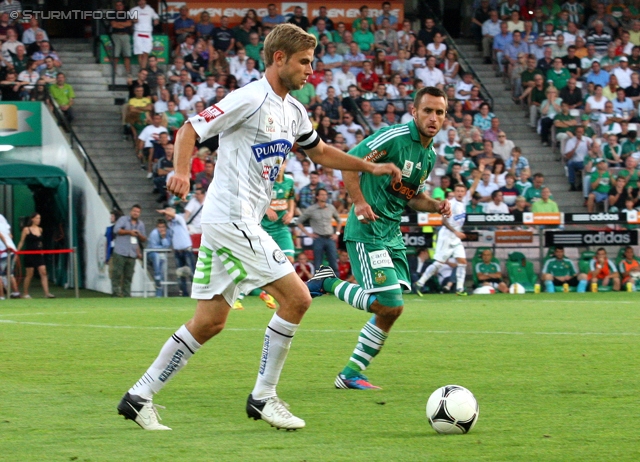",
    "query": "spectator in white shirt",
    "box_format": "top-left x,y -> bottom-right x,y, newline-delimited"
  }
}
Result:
229,48 -> 249,79
613,56 -> 633,89
22,18 -> 48,45
178,85 -> 201,118
334,61 -> 358,96
563,125 -> 592,190
476,169 -> 500,209
335,112 -> 364,149
415,56 -> 445,87
455,72 -> 475,100
484,190 -> 510,213
237,58 -> 261,87
196,74 -> 220,103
